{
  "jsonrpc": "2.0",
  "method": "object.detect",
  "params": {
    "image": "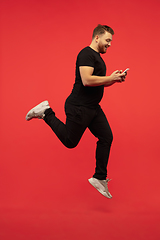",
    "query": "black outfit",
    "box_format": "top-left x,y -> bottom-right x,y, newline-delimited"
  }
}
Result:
44,46 -> 113,180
